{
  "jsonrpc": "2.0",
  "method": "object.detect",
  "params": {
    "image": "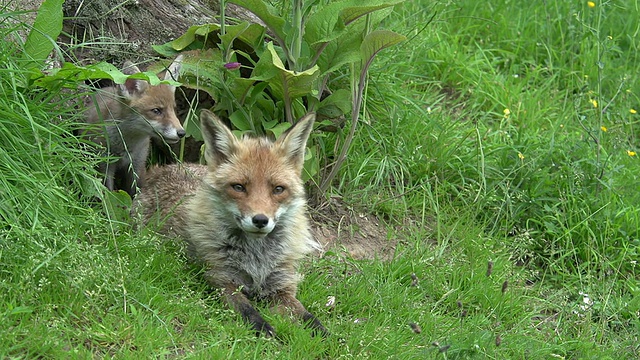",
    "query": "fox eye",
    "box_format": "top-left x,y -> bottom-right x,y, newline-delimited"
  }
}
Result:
273,186 -> 285,195
151,108 -> 163,115
231,184 -> 246,192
